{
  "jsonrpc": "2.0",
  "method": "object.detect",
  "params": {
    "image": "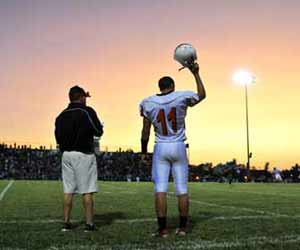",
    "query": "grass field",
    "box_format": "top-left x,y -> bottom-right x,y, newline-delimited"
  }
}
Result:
0,181 -> 300,250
